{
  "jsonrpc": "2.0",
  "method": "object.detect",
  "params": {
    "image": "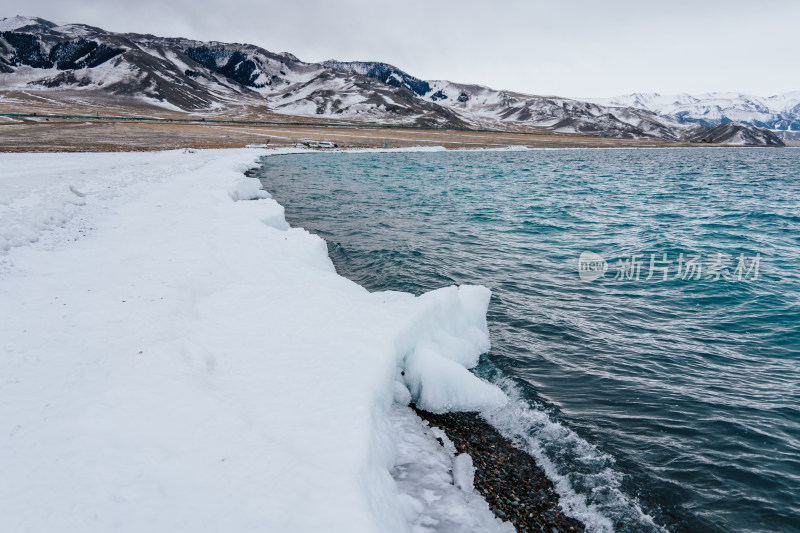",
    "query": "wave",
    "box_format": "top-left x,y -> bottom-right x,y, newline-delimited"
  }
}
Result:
476,364 -> 668,533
